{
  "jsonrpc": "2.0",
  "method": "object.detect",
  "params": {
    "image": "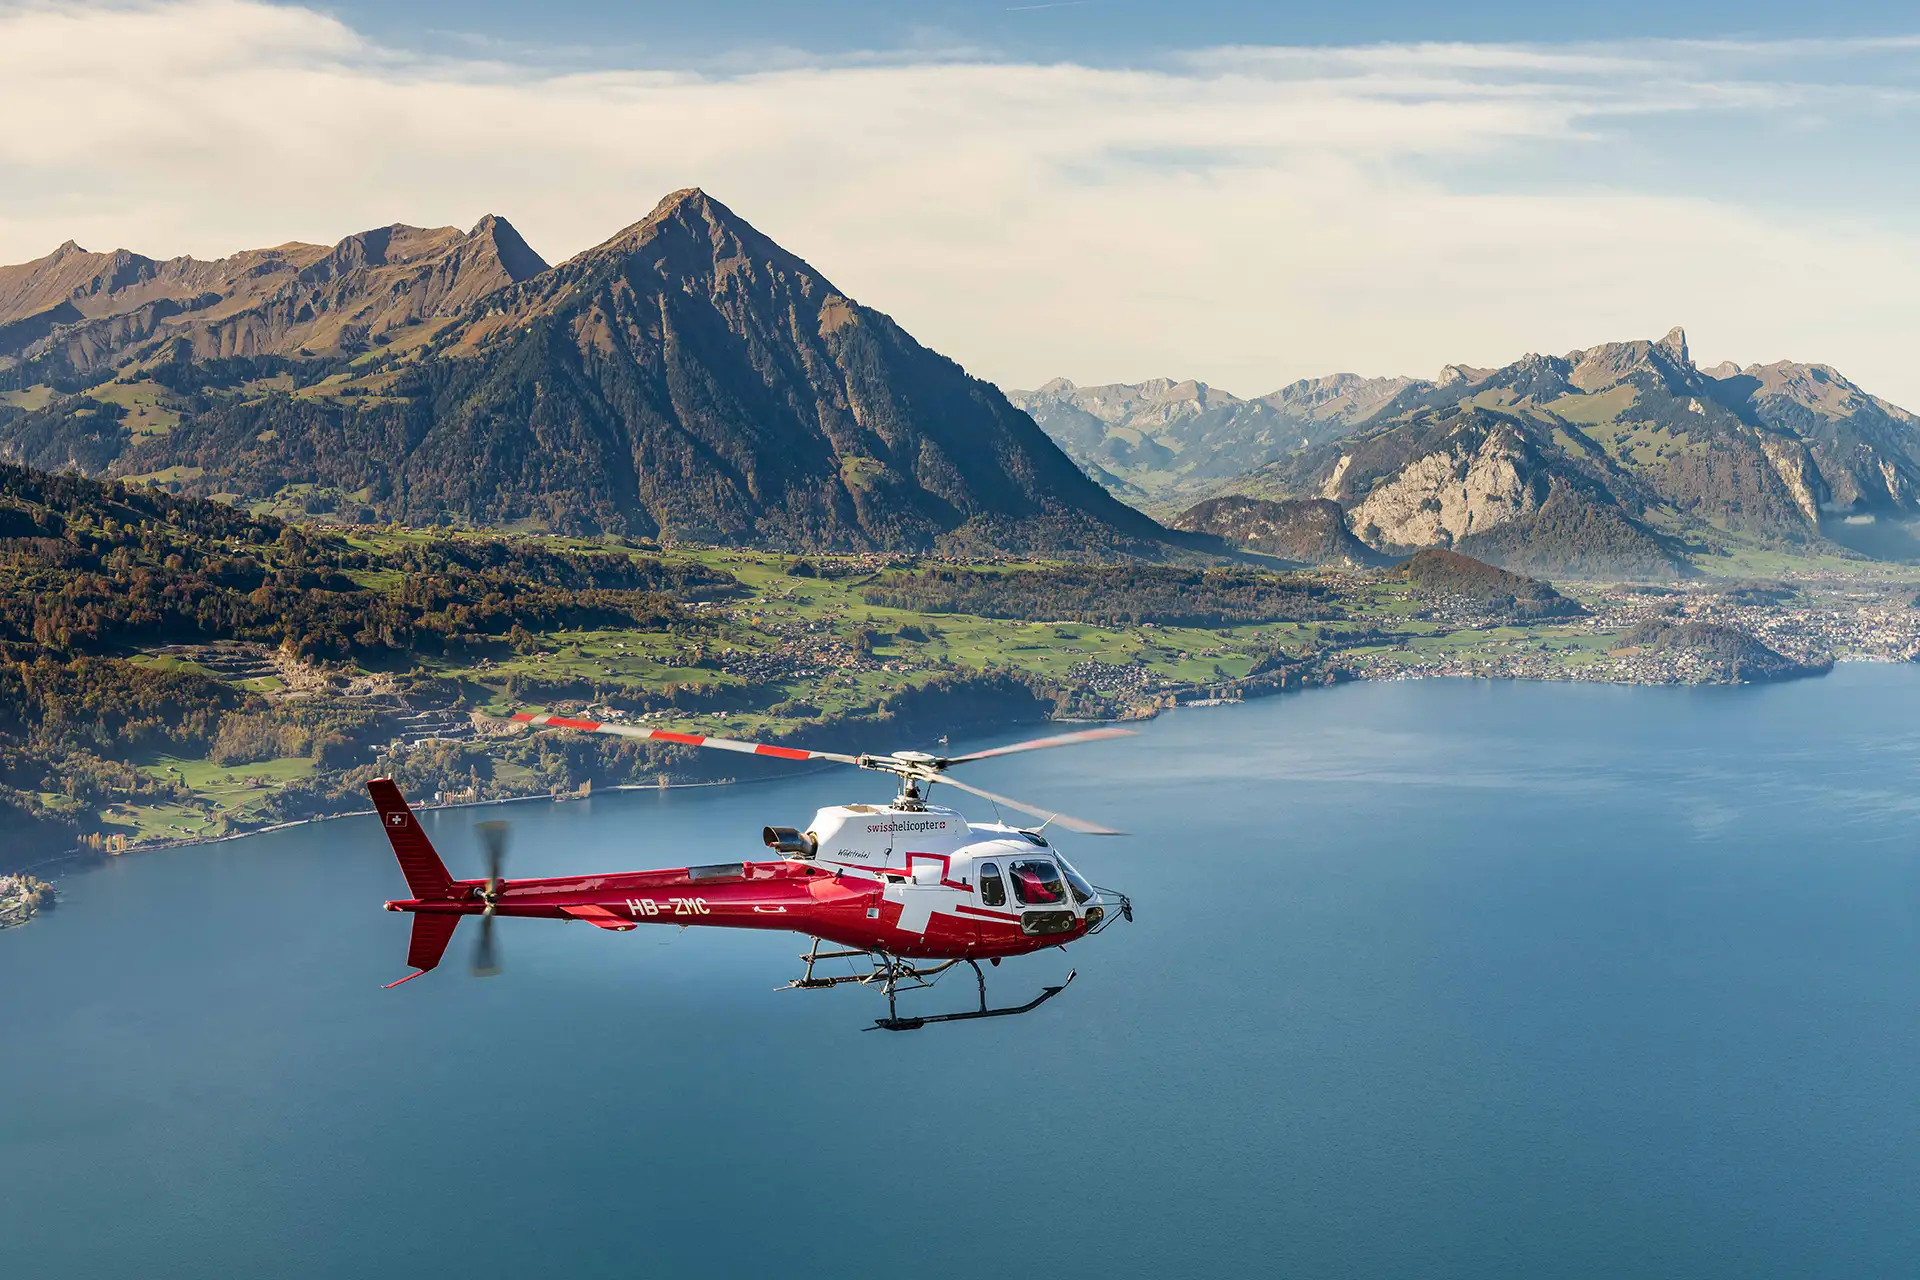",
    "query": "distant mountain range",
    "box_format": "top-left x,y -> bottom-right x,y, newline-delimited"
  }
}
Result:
1024,329 -> 1920,575
1008,373 -> 1411,506
0,191 -> 1168,556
